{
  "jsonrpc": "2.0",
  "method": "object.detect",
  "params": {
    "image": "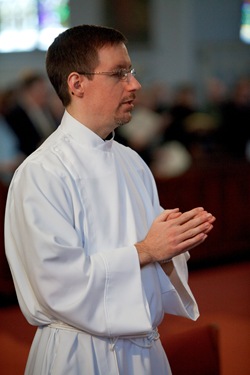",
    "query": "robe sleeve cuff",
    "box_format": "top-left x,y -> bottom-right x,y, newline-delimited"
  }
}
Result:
98,246 -> 152,336
156,253 -> 199,321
